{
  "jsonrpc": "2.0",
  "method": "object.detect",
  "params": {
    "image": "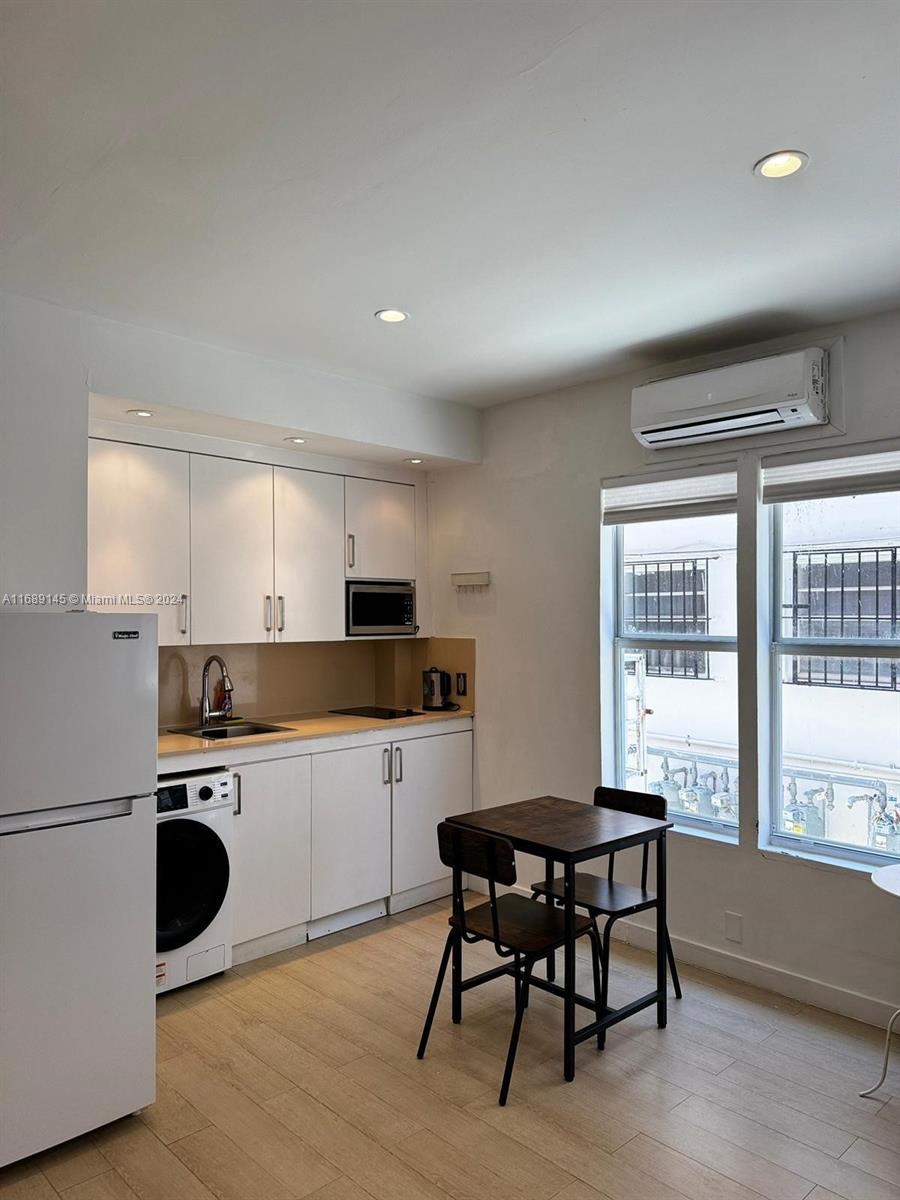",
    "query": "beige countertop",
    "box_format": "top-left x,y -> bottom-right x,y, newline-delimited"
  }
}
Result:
158,708 -> 474,758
